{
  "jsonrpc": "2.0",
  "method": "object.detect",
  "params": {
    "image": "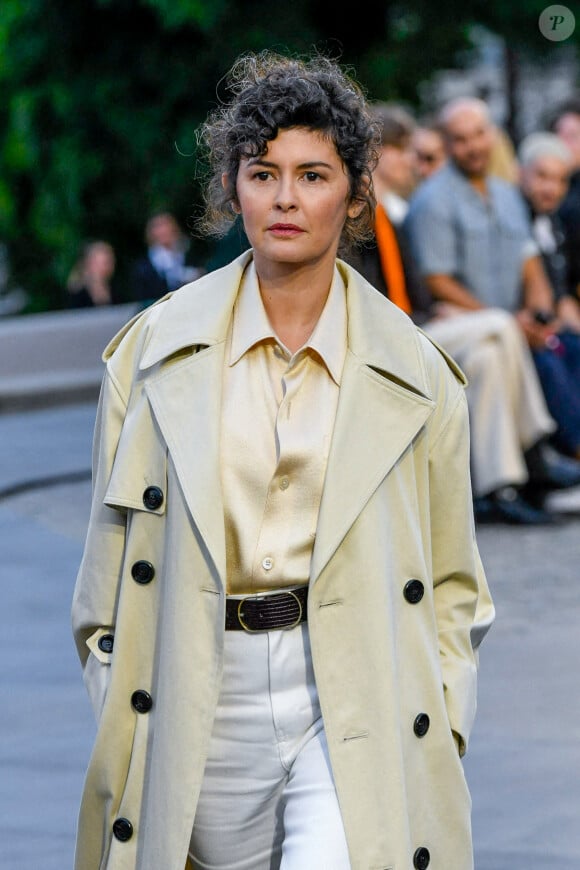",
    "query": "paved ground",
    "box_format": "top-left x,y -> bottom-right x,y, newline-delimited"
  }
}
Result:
1,402 -> 579,869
